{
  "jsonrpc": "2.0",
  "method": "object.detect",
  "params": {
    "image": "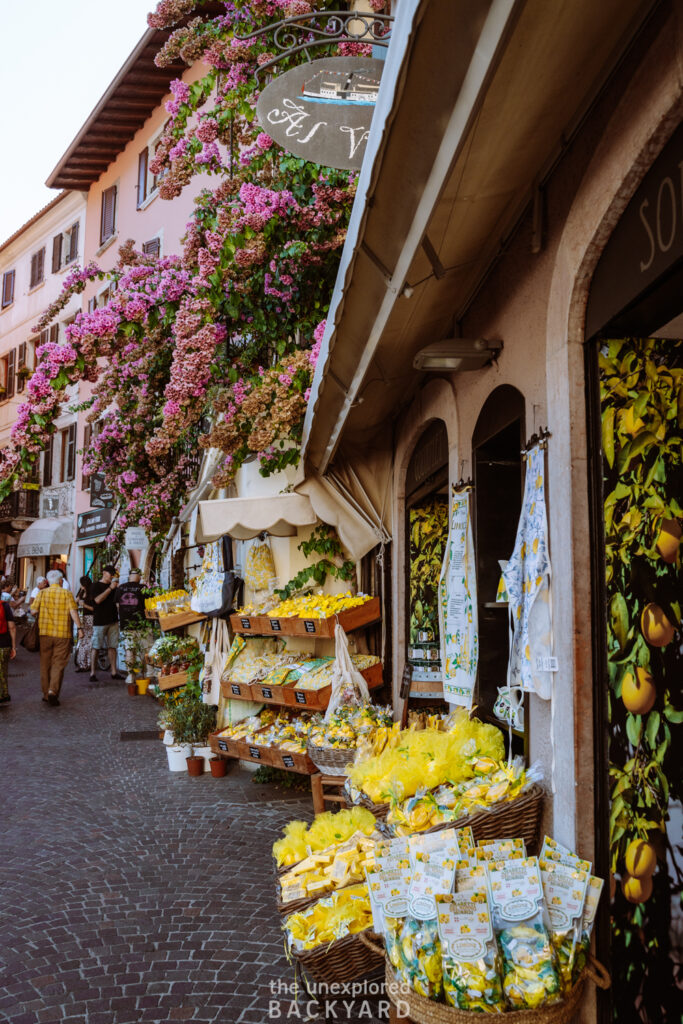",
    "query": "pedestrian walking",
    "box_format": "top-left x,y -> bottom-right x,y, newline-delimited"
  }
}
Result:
75,576 -> 95,672
0,594 -> 17,704
91,565 -> 124,683
30,569 -> 83,706
29,576 -> 48,603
